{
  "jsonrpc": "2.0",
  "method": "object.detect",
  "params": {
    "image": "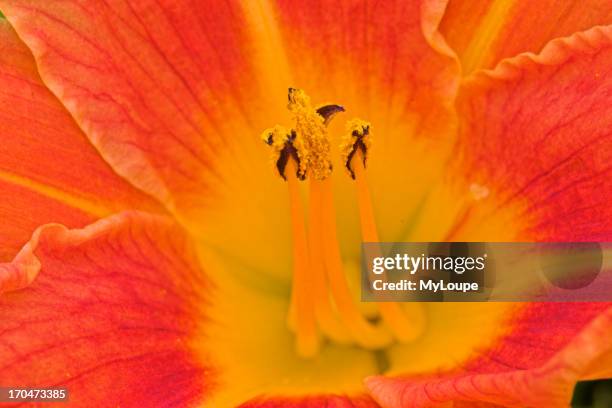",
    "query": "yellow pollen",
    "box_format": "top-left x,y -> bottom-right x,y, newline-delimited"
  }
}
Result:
288,88 -> 333,180
261,125 -> 308,180
287,87 -> 311,111
340,118 -> 372,179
